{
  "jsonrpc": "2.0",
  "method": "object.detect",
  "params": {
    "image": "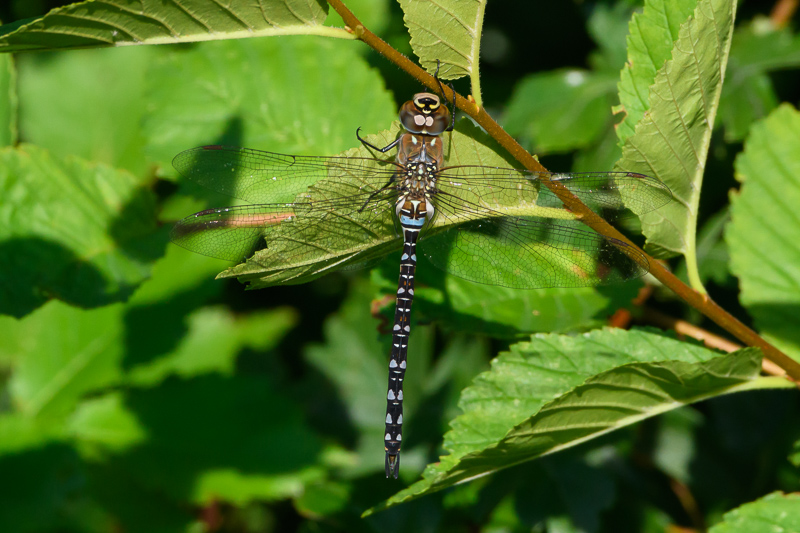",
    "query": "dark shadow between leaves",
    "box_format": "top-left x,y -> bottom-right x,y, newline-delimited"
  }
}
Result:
0,442 -> 84,530
106,375 -> 323,500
